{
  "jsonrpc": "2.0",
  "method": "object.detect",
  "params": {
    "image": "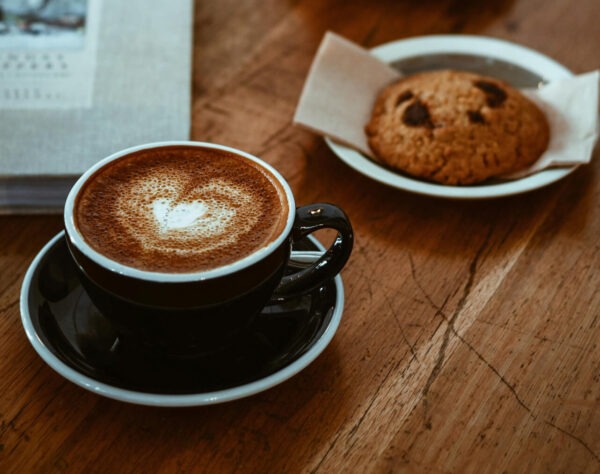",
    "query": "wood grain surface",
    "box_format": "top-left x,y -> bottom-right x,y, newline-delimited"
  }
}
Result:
2,0 -> 600,472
